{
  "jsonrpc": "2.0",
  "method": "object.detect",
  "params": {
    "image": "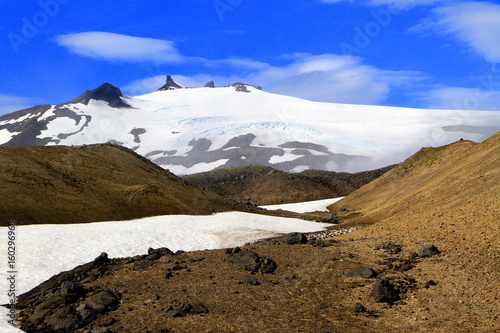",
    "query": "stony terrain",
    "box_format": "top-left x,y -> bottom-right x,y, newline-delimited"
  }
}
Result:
6,132 -> 500,332
183,164 -> 394,205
